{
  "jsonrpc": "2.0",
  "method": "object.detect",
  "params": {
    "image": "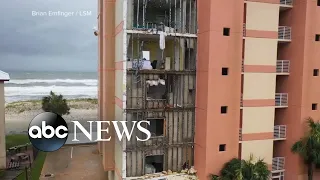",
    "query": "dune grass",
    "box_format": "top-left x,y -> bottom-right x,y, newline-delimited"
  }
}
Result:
5,98 -> 98,113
